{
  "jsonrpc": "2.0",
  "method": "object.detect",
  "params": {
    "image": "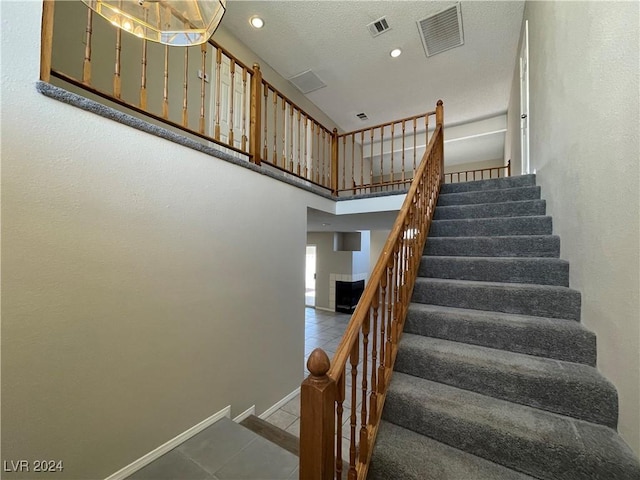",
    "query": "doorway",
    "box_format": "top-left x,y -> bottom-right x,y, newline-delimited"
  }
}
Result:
305,245 -> 317,307
520,20 -> 530,174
